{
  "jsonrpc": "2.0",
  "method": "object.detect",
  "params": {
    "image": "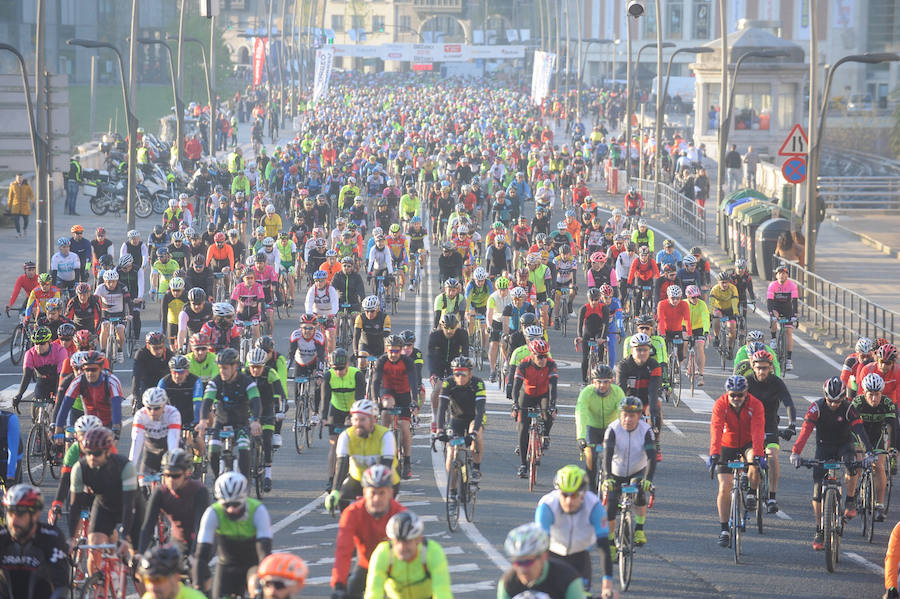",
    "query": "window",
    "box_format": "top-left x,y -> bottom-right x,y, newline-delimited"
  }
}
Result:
372,15 -> 386,33
351,15 -> 365,30
331,15 -> 344,32
733,83 -> 772,131
399,15 -> 412,31
704,83 -> 721,134
666,1 -> 683,40
224,0 -> 246,10
776,83 -> 795,131
643,1 -> 657,38
694,1 -> 711,40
